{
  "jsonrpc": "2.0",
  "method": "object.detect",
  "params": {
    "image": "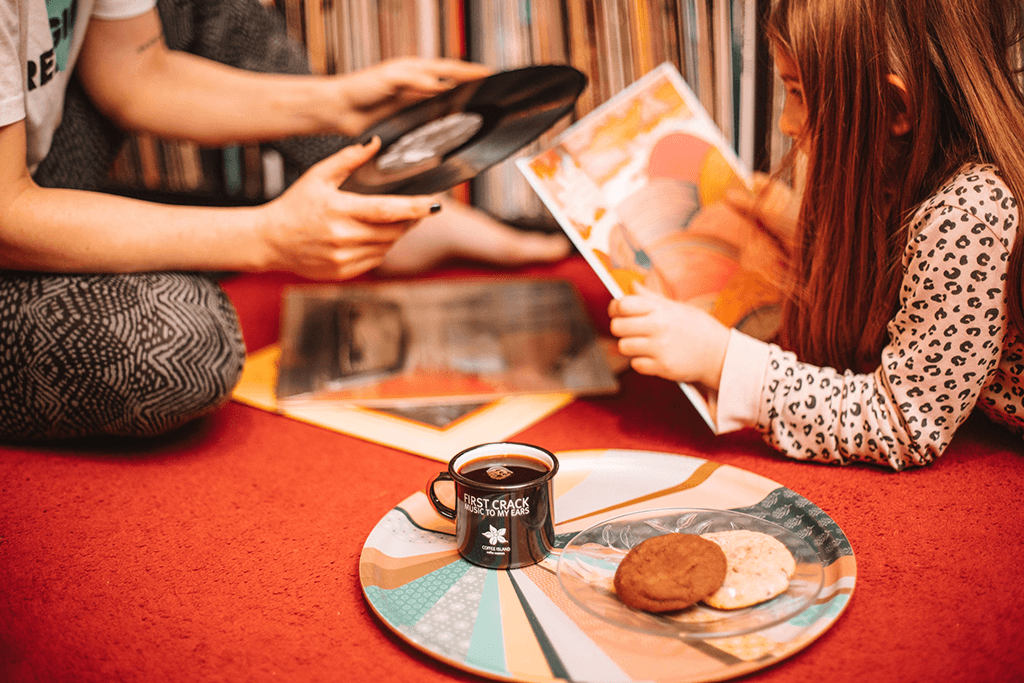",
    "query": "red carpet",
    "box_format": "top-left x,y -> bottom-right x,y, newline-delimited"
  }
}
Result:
1,257 -> 1023,683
